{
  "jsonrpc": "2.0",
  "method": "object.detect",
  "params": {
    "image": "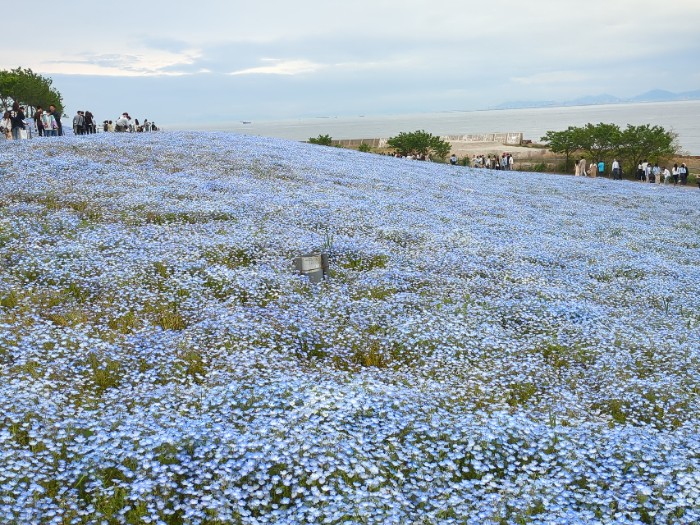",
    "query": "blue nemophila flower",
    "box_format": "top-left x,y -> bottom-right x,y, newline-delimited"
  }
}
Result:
0,131 -> 698,523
